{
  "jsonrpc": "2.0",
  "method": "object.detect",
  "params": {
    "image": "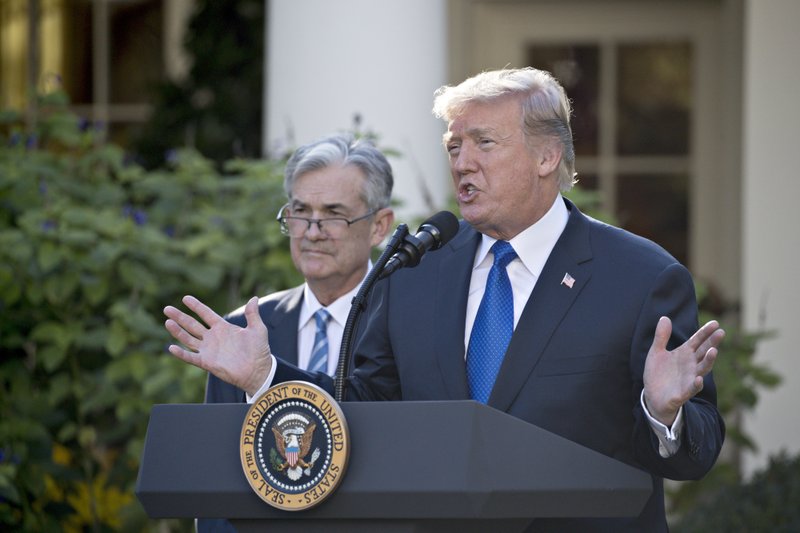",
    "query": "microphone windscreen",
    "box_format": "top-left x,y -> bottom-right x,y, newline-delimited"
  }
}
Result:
423,211 -> 459,247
